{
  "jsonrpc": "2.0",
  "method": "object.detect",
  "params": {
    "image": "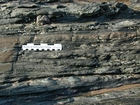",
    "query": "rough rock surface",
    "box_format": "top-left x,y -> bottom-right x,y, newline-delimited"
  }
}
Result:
0,0 -> 140,105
